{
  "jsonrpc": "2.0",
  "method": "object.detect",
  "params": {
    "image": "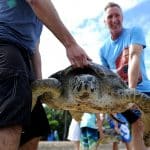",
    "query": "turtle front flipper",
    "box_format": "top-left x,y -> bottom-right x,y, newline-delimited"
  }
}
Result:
125,89 -> 150,114
32,78 -> 62,107
117,89 -> 150,114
